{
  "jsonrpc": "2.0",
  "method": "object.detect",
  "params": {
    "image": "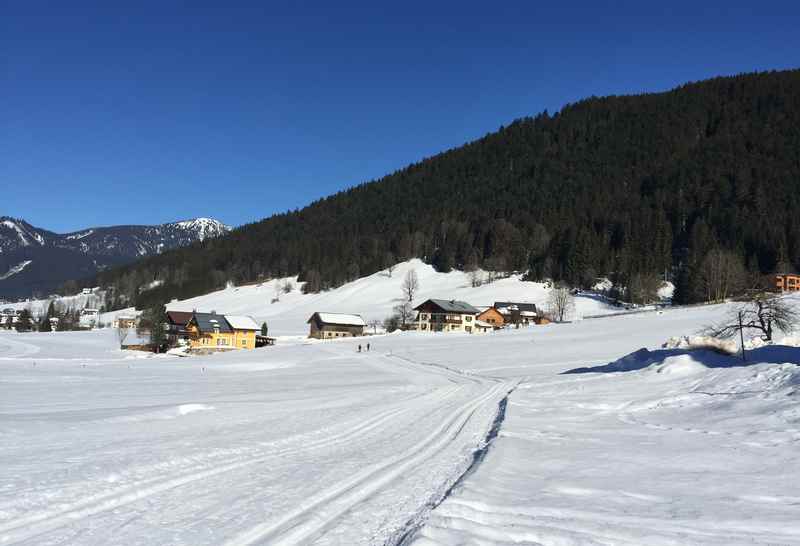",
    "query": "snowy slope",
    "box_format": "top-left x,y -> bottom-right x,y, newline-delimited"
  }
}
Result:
165,259 -> 618,335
